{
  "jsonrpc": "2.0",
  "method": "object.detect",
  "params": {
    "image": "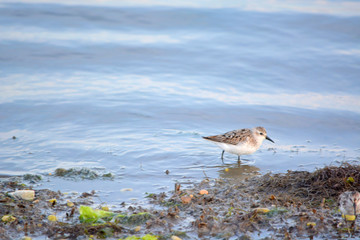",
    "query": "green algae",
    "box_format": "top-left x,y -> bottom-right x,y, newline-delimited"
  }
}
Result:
114,212 -> 153,225
79,206 -> 152,226
54,168 -> 114,180
79,206 -> 115,223
119,234 -> 158,240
